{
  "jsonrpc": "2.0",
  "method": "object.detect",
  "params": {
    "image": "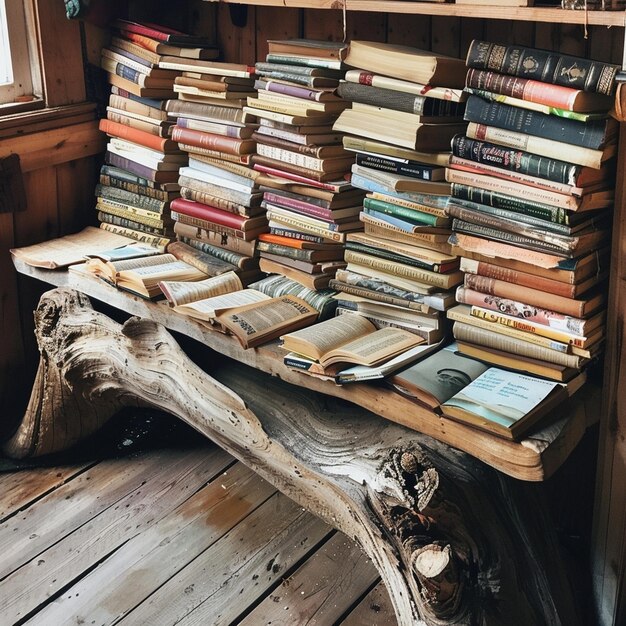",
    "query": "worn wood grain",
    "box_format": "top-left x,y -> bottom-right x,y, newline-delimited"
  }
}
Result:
1,445 -> 232,625
7,288 -> 582,625
25,463 -> 275,626
341,581 -> 396,626
121,492 -> 332,626
238,532 -> 379,626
